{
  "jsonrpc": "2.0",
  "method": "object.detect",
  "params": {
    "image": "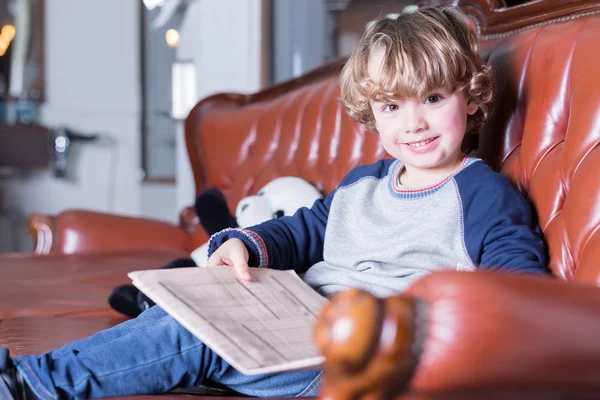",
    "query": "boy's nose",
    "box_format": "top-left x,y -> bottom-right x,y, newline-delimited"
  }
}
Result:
404,112 -> 427,133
